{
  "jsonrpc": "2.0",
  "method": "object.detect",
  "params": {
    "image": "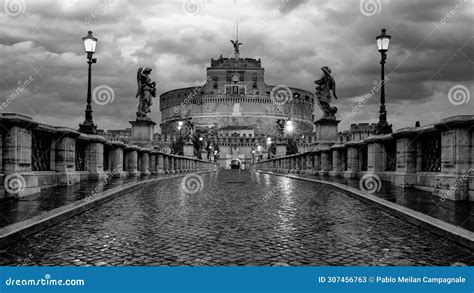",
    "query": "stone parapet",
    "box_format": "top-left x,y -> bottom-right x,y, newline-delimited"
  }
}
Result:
0,113 -> 217,199
251,115 -> 474,202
